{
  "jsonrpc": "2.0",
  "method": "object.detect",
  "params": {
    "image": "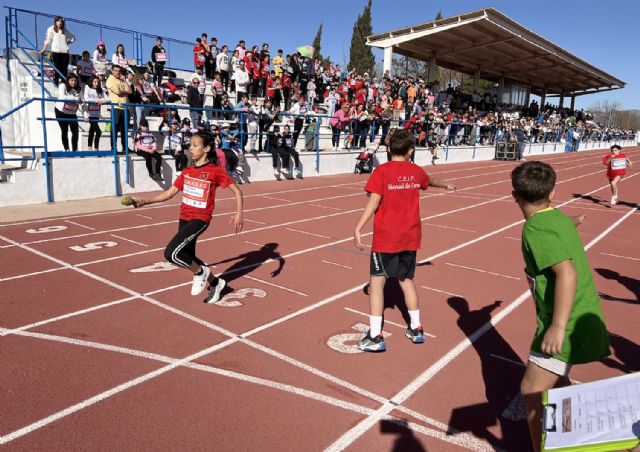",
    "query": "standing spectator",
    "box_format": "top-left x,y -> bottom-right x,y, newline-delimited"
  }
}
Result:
282,72 -> 292,110
54,73 -> 82,151
82,75 -> 108,151
235,40 -> 246,59
193,38 -> 206,70
92,41 -> 108,78
187,76 -> 204,126
229,49 -> 241,94
289,97 -> 309,149
200,33 -> 212,79
39,16 -> 75,85
233,60 -> 250,104
134,118 -> 164,181
211,72 -> 224,117
208,37 -> 219,79
216,46 -> 230,91
281,124 -> 302,178
151,36 -> 167,87
106,65 -> 132,153
273,49 -> 284,78
329,102 -> 350,151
